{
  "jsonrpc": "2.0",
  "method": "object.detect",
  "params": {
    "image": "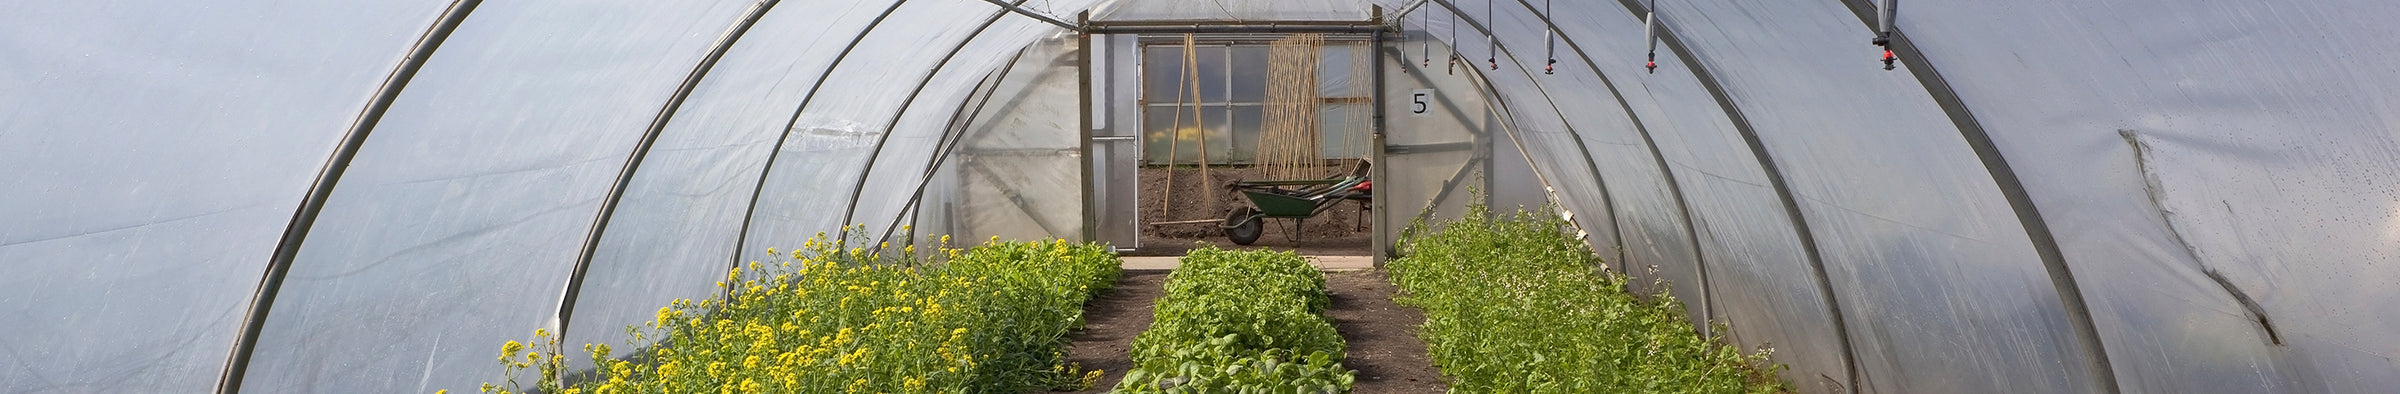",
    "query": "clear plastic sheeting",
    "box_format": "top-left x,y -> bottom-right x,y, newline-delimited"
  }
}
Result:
927,36 -> 1088,242
740,0 -> 1001,262
845,19 -> 1087,244
241,1 -> 753,391
1378,38 -> 1525,237
1649,0 -> 2105,392
1509,0 -> 1856,389
8,0 -> 2400,392
563,0 -> 895,368
1095,0 -> 1372,22
1443,2 -> 1721,316
0,1 -> 445,391
1894,0 -> 2400,390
